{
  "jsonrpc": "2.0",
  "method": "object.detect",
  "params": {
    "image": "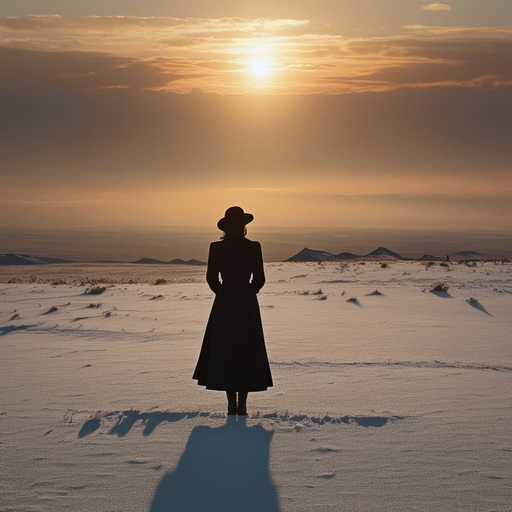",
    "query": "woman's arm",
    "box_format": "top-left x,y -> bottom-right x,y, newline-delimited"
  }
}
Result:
206,243 -> 222,294
250,242 -> 266,293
